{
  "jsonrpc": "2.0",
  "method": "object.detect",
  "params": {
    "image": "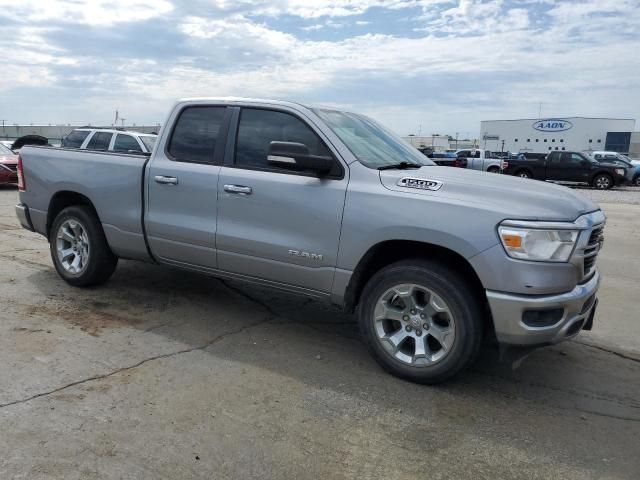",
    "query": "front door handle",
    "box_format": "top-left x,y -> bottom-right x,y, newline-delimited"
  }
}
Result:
224,184 -> 252,195
154,175 -> 179,185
